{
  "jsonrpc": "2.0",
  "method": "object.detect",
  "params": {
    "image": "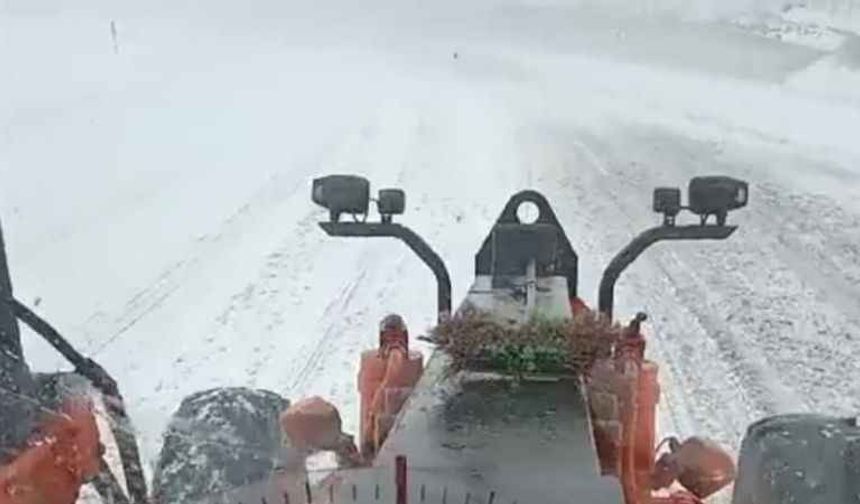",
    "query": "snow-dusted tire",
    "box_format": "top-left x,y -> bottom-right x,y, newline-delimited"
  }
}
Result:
152,387 -> 290,503
732,414 -> 860,504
